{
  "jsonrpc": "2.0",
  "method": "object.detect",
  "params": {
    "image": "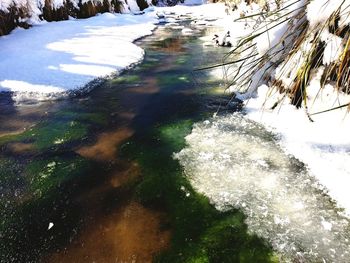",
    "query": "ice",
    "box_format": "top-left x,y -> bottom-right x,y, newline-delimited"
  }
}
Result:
48,222 -> 54,230
209,0 -> 350,221
175,113 -> 350,262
